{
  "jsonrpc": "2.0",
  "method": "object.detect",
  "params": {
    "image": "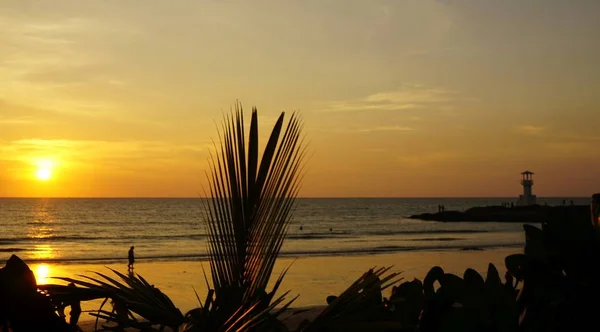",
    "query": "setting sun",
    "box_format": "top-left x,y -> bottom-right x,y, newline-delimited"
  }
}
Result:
36,168 -> 52,180
34,159 -> 54,181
